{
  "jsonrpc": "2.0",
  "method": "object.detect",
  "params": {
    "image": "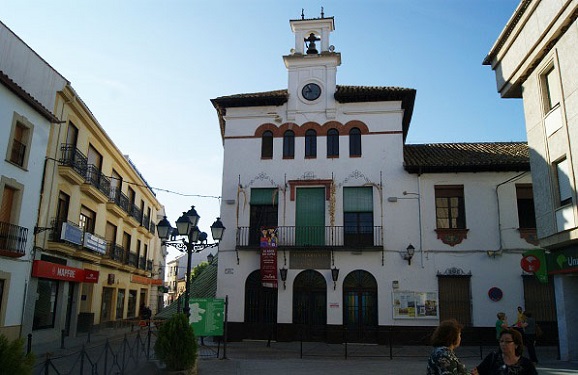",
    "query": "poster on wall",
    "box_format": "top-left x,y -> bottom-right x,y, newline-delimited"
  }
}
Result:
393,291 -> 438,319
260,227 -> 278,288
